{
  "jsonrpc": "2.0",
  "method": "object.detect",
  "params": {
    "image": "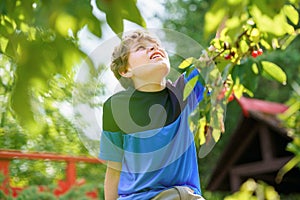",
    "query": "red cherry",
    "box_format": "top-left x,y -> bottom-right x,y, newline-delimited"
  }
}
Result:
224,54 -> 231,60
251,50 -> 258,58
228,93 -> 234,102
217,88 -> 227,100
257,48 -> 263,55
